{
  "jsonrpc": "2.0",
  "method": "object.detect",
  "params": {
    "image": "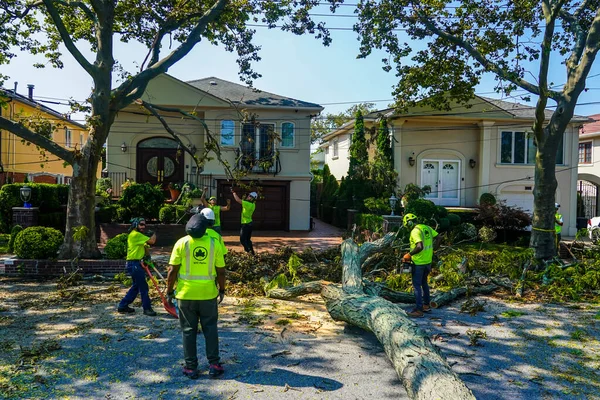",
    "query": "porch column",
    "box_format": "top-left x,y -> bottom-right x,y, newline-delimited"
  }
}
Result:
477,121 -> 495,200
